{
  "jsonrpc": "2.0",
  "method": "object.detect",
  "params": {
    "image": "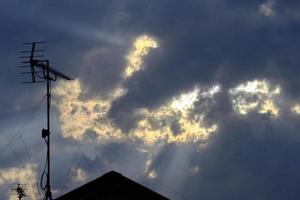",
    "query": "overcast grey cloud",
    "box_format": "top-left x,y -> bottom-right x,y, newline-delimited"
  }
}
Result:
1,0 -> 300,200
